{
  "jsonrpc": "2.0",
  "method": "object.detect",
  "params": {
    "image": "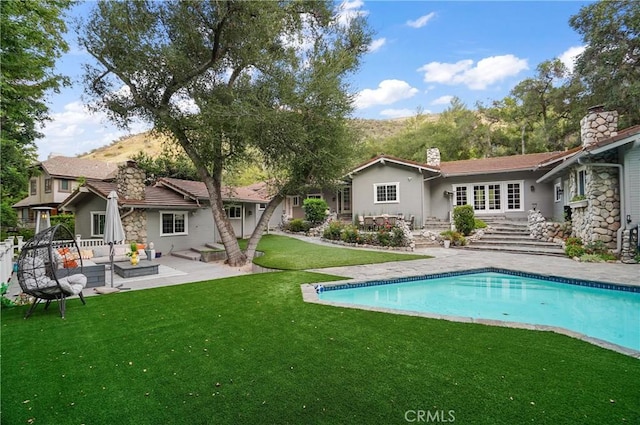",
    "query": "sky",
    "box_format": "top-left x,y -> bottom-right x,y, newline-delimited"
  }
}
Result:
36,0 -> 593,160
